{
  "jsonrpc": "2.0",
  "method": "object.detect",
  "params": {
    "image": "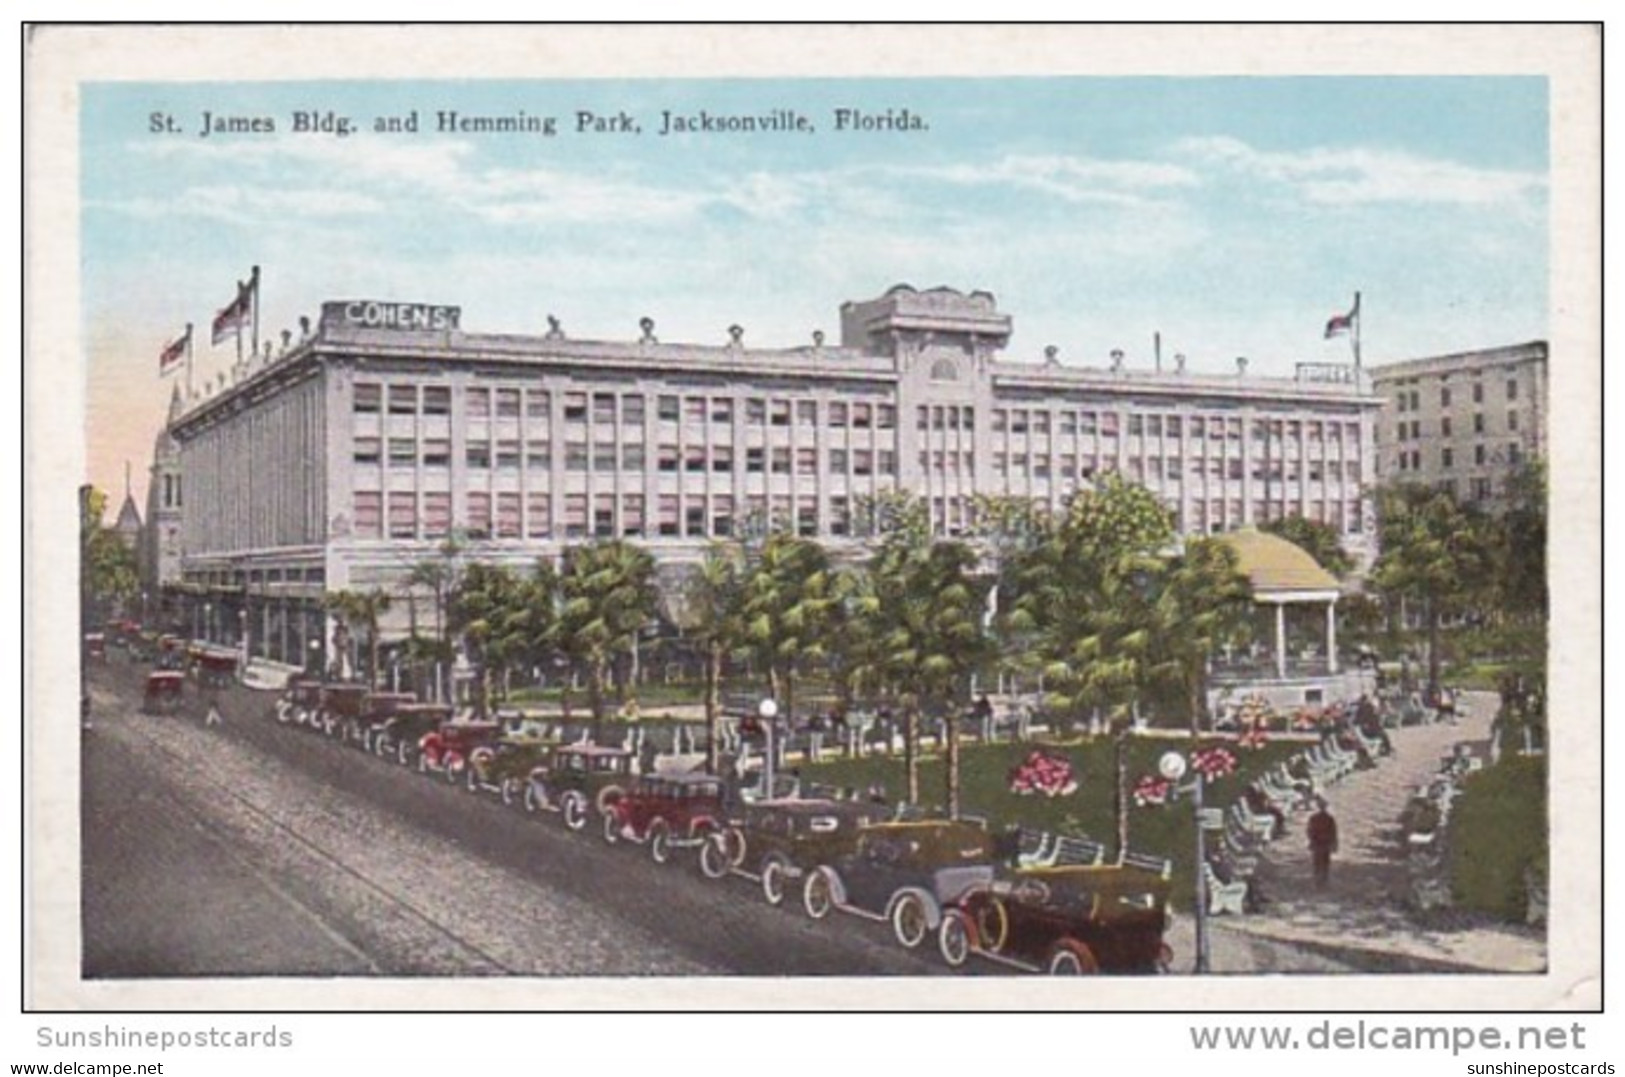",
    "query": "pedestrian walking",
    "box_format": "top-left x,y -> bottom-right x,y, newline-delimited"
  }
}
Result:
204,691 -> 224,728
1307,799 -> 1339,888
